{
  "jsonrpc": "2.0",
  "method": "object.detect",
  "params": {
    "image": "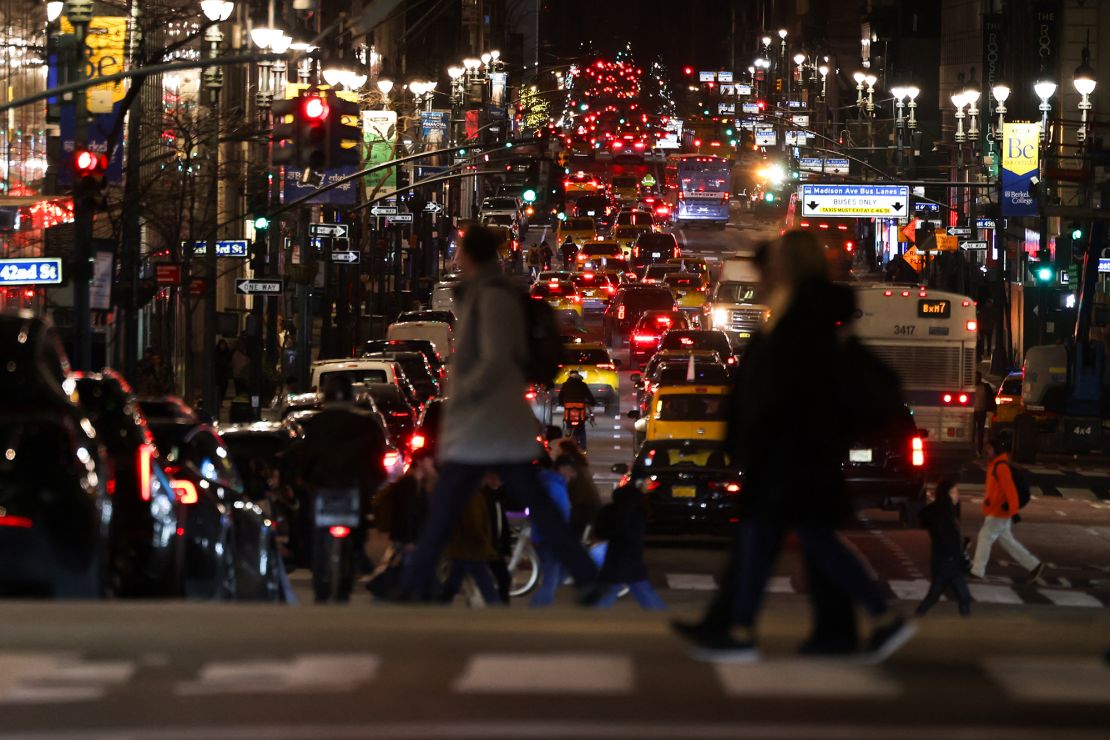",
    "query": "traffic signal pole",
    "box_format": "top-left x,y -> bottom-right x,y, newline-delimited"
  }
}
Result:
67,3 -> 93,371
